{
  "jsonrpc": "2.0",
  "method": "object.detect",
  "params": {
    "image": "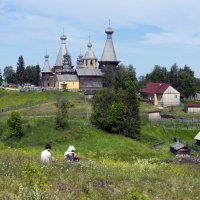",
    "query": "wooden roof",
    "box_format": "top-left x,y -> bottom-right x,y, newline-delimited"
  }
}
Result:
184,104 -> 200,108
76,68 -> 103,76
140,83 -> 170,94
56,74 -> 78,82
170,142 -> 187,150
194,132 -> 200,140
147,110 -> 161,113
